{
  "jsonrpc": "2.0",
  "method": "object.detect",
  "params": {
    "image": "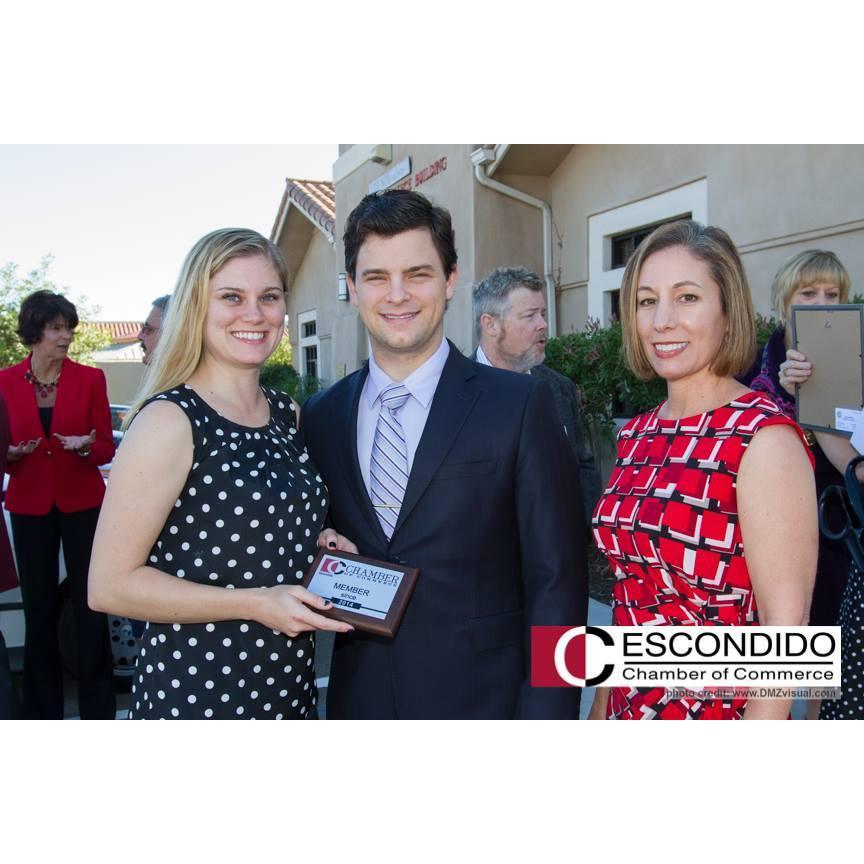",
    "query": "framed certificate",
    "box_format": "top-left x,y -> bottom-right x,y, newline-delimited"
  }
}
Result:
792,304 -> 864,435
302,549 -> 419,638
